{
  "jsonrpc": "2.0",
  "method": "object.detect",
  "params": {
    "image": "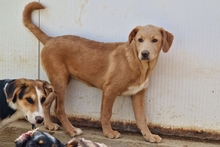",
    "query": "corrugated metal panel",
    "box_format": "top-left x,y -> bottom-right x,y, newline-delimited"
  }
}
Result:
1,0 -> 220,139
